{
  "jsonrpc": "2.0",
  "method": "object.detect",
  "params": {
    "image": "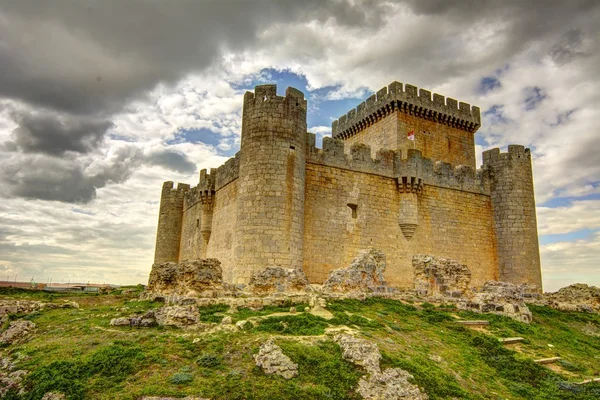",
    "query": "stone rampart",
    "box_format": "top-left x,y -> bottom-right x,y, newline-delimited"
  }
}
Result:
307,133 -> 486,194
332,81 -> 481,138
